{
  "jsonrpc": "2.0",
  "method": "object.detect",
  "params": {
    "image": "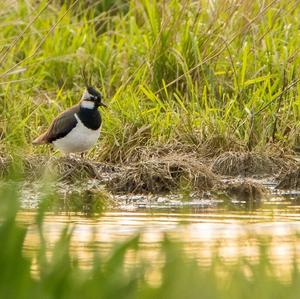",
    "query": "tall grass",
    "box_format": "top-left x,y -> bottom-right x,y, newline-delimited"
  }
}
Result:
0,0 -> 300,161
0,182 -> 300,299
